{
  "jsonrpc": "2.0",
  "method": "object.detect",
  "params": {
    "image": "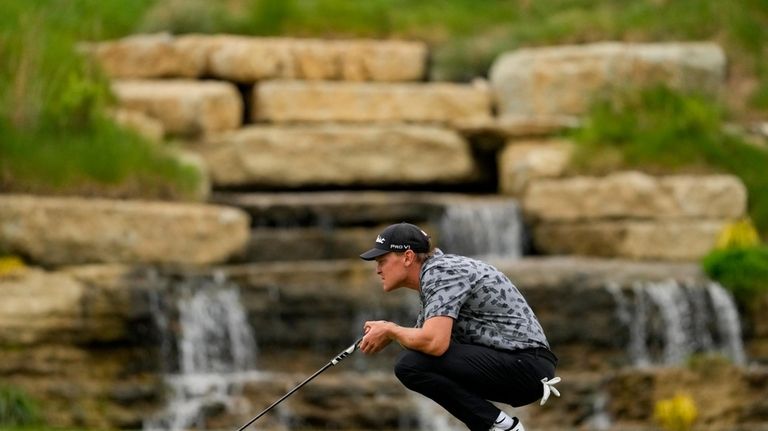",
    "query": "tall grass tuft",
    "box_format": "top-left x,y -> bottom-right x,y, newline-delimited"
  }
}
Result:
0,385 -> 41,427
0,2 -> 203,200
